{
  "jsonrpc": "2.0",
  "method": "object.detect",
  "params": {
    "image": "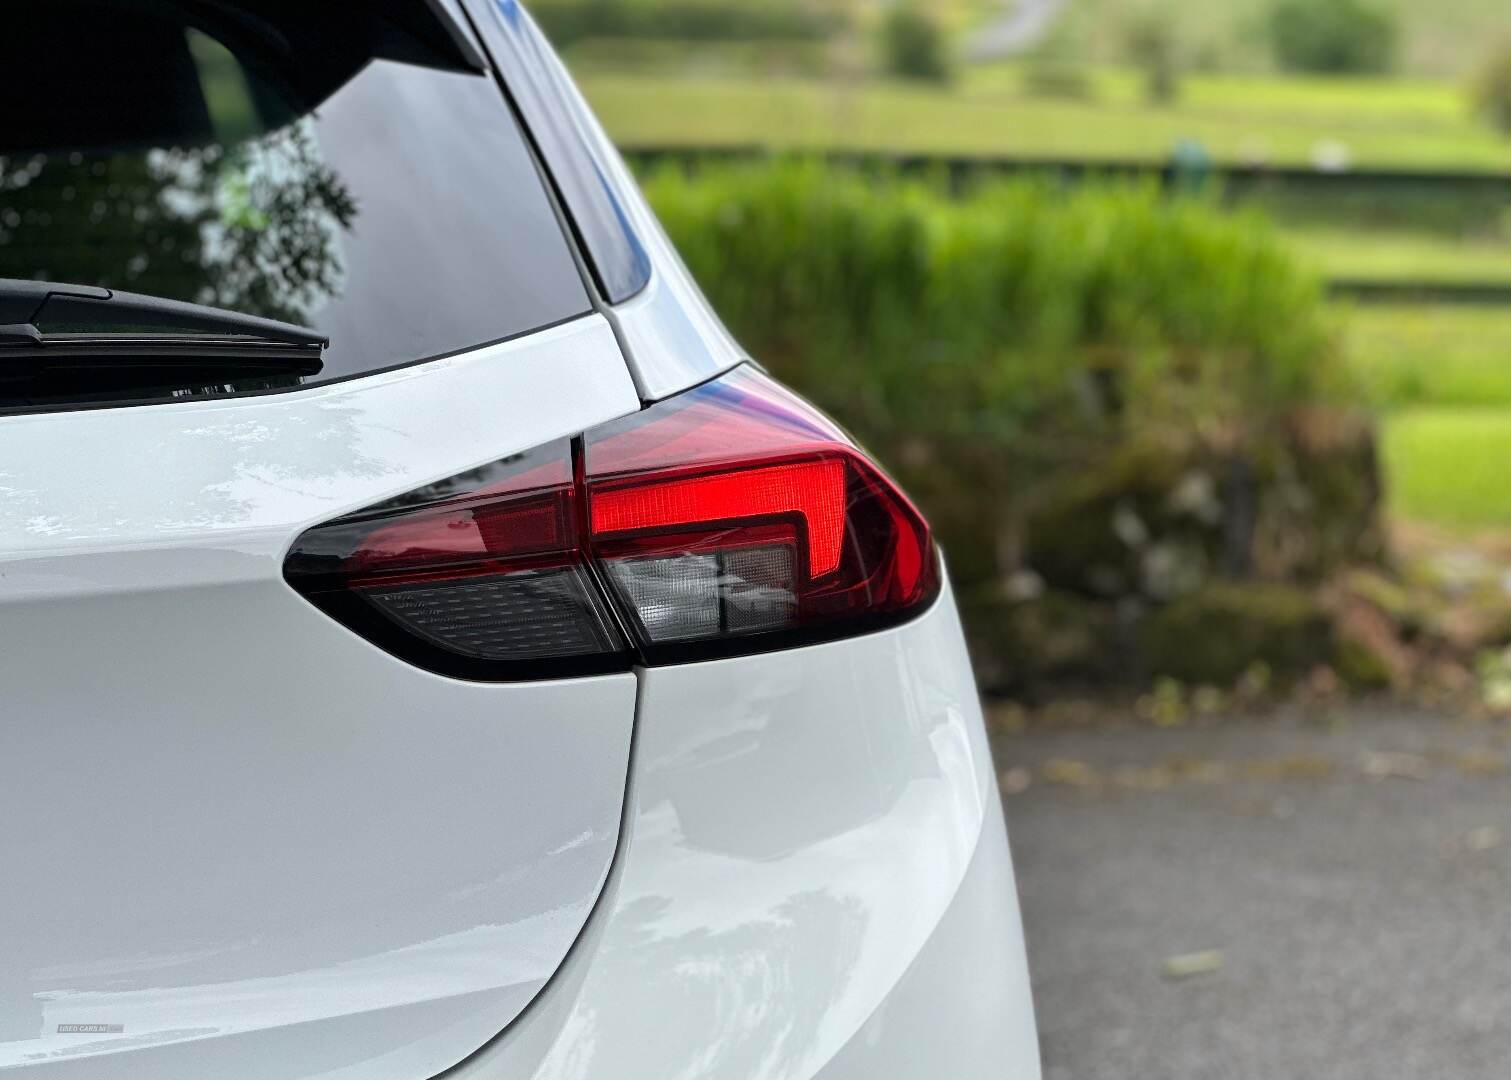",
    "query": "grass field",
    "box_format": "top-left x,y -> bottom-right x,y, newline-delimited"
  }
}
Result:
577,68 -> 1511,169
1343,305 -> 1511,527
1289,229 -> 1511,286
1382,409 -> 1511,528
1347,305 -> 1511,409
